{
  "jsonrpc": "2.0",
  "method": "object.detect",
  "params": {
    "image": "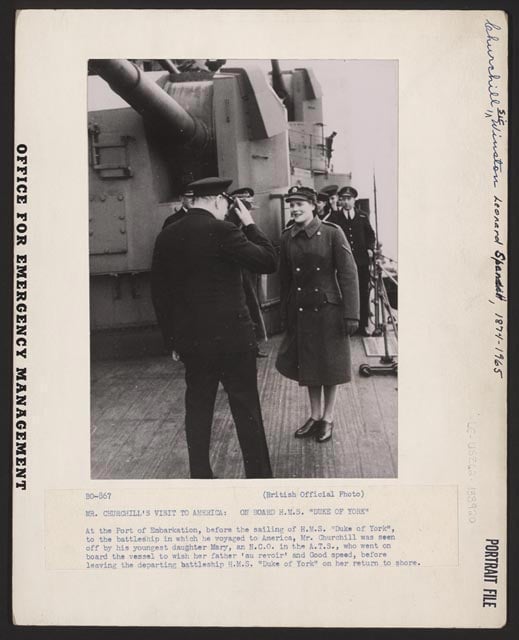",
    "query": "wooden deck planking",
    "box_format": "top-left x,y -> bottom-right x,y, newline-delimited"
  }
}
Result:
91,418 -> 144,478
351,336 -> 398,476
144,417 -> 191,479
210,387 -> 244,479
102,418 -> 164,478
91,333 -> 397,479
